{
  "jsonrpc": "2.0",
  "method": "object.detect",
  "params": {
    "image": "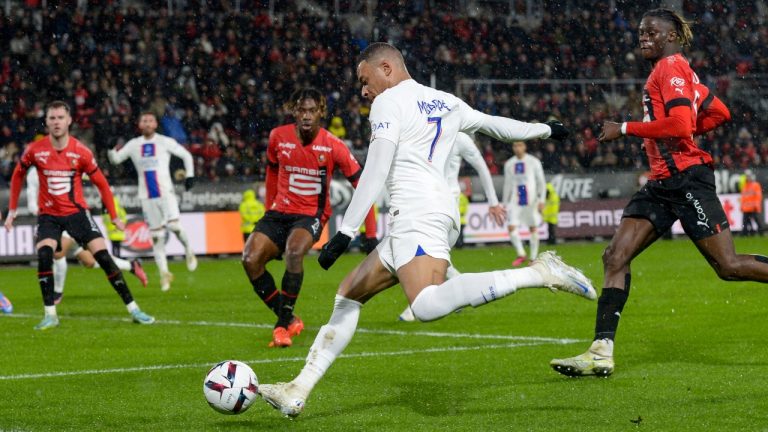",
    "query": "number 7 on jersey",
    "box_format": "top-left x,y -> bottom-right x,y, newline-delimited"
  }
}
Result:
427,117 -> 442,162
